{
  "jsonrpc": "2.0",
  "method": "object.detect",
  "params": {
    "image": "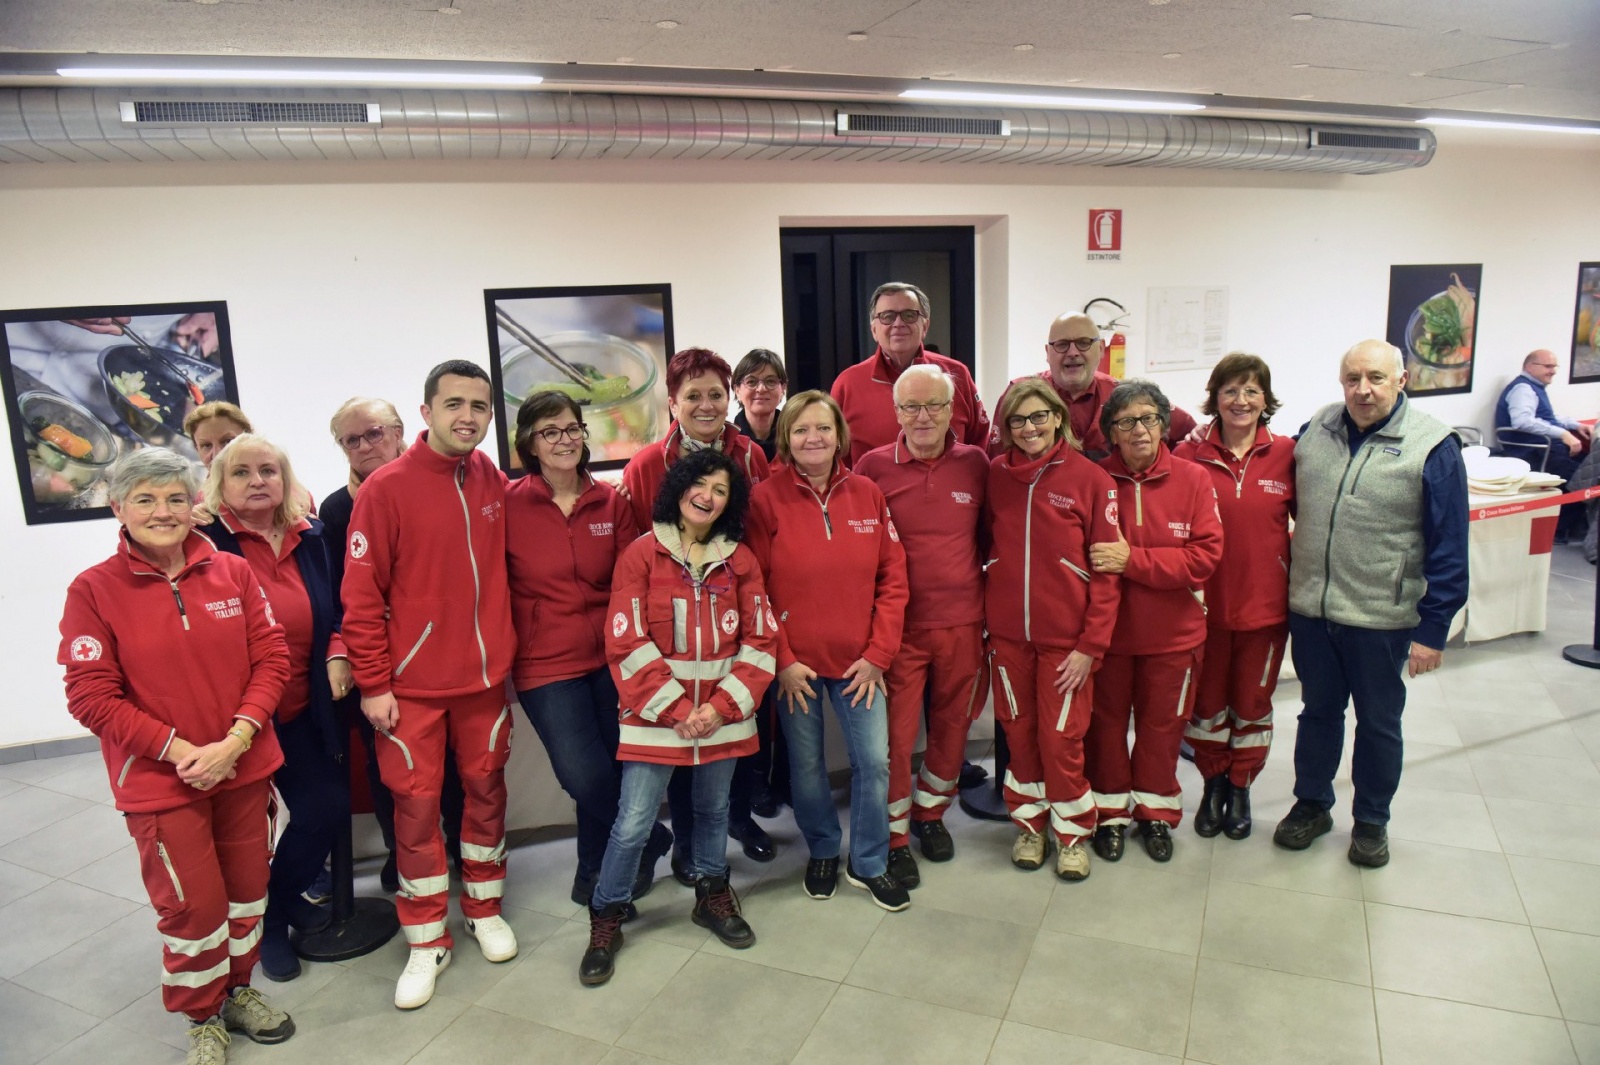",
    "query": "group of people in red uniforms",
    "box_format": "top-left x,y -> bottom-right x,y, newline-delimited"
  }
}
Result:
57,280 -> 1298,1062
